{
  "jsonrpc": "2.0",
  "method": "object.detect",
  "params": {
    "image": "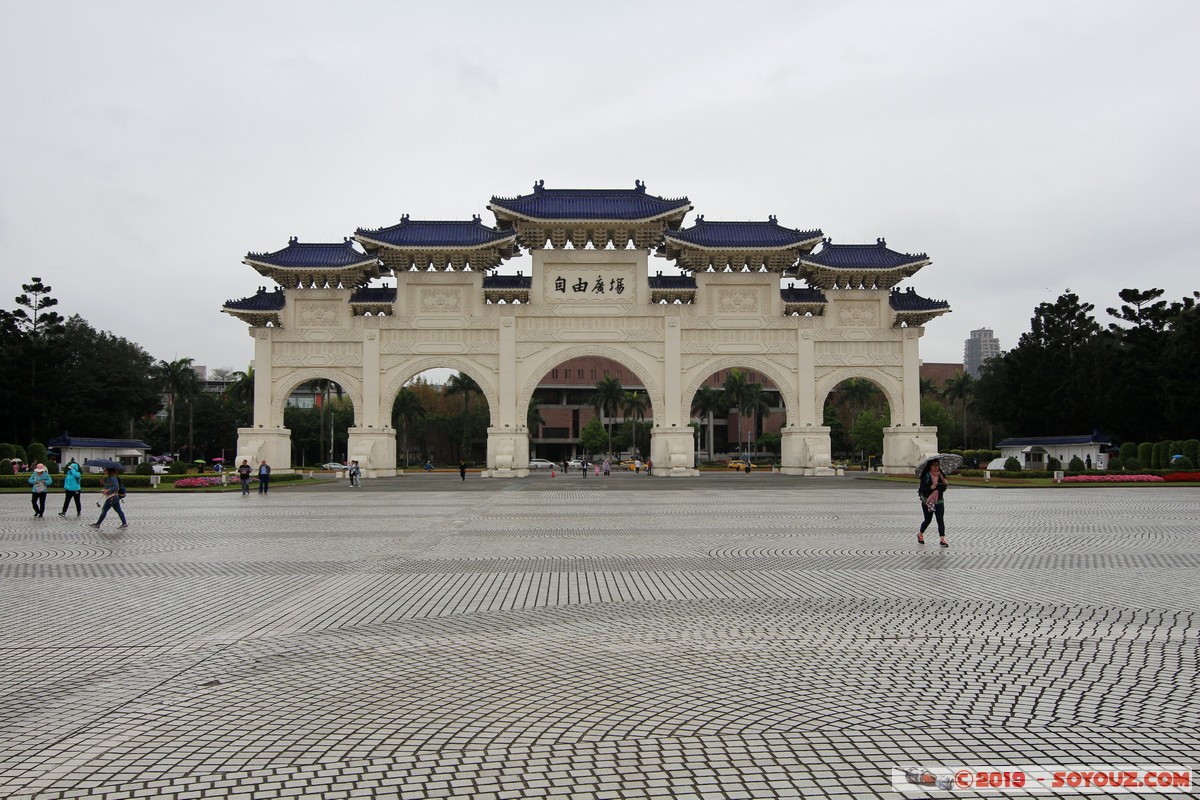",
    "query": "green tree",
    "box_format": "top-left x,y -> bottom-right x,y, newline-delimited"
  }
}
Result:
392,387 -> 426,468
622,390 -> 648,425
691,385 -> 722,463
157,358 -> 201,458
445,372 -> 480,458
589,375 -> 623,456
721,369 -> 758,458
579,416 -> 608,456
849,410 -> 885,457
526,398 -> 546,434
738,383 -> 771,457
941,371 -> 975,449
